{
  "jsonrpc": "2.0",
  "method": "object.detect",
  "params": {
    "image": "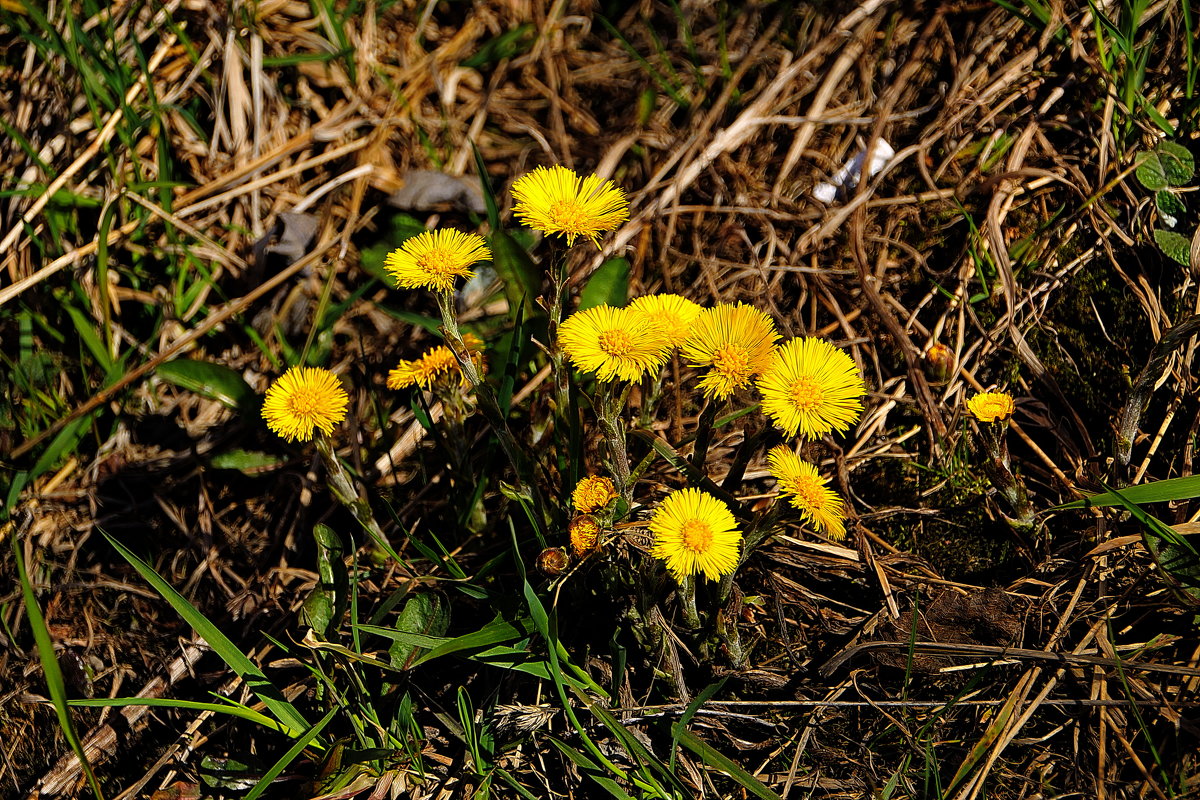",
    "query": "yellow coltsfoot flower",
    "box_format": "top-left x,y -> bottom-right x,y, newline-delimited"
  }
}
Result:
757,337 -> 865,440
629,293 -> 703,348
511,165 -> 628,247
387,335 -> 484,390
766,446 -> 847,540
680,303 -> 779,400
650,487 -> 743,582
384,229 -> 492,293
558,304 -> 672,382
569,514 -> 602,557
967,391 -> 1015,423
572,475 -> 618,513
262,367 -> 349,442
